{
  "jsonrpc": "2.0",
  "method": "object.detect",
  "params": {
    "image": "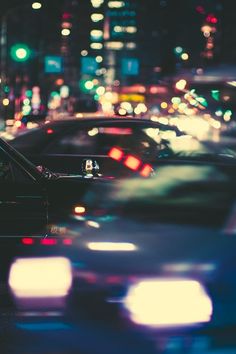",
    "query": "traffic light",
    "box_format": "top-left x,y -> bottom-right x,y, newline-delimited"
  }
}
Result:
10,44 -> 31,62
